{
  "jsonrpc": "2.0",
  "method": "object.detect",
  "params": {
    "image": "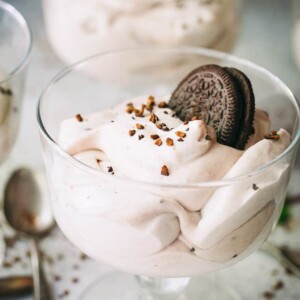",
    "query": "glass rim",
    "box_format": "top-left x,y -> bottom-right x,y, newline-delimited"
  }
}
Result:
0,0 -> 32,84
37,46 -> 300,189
